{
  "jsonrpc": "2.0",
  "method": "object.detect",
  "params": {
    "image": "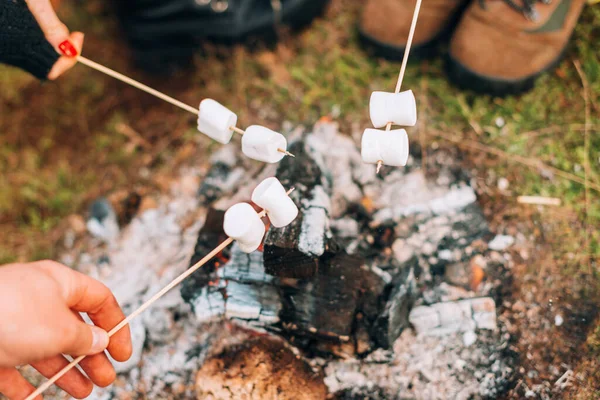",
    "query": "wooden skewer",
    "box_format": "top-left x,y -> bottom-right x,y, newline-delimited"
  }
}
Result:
230,126 -> 246,135
517,196 -> 562,206
77,56 -> 199,115
229,126 -> 295,158
377,0 -> 423,172
72,58 -> 295,160
25,188 -> 295,400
